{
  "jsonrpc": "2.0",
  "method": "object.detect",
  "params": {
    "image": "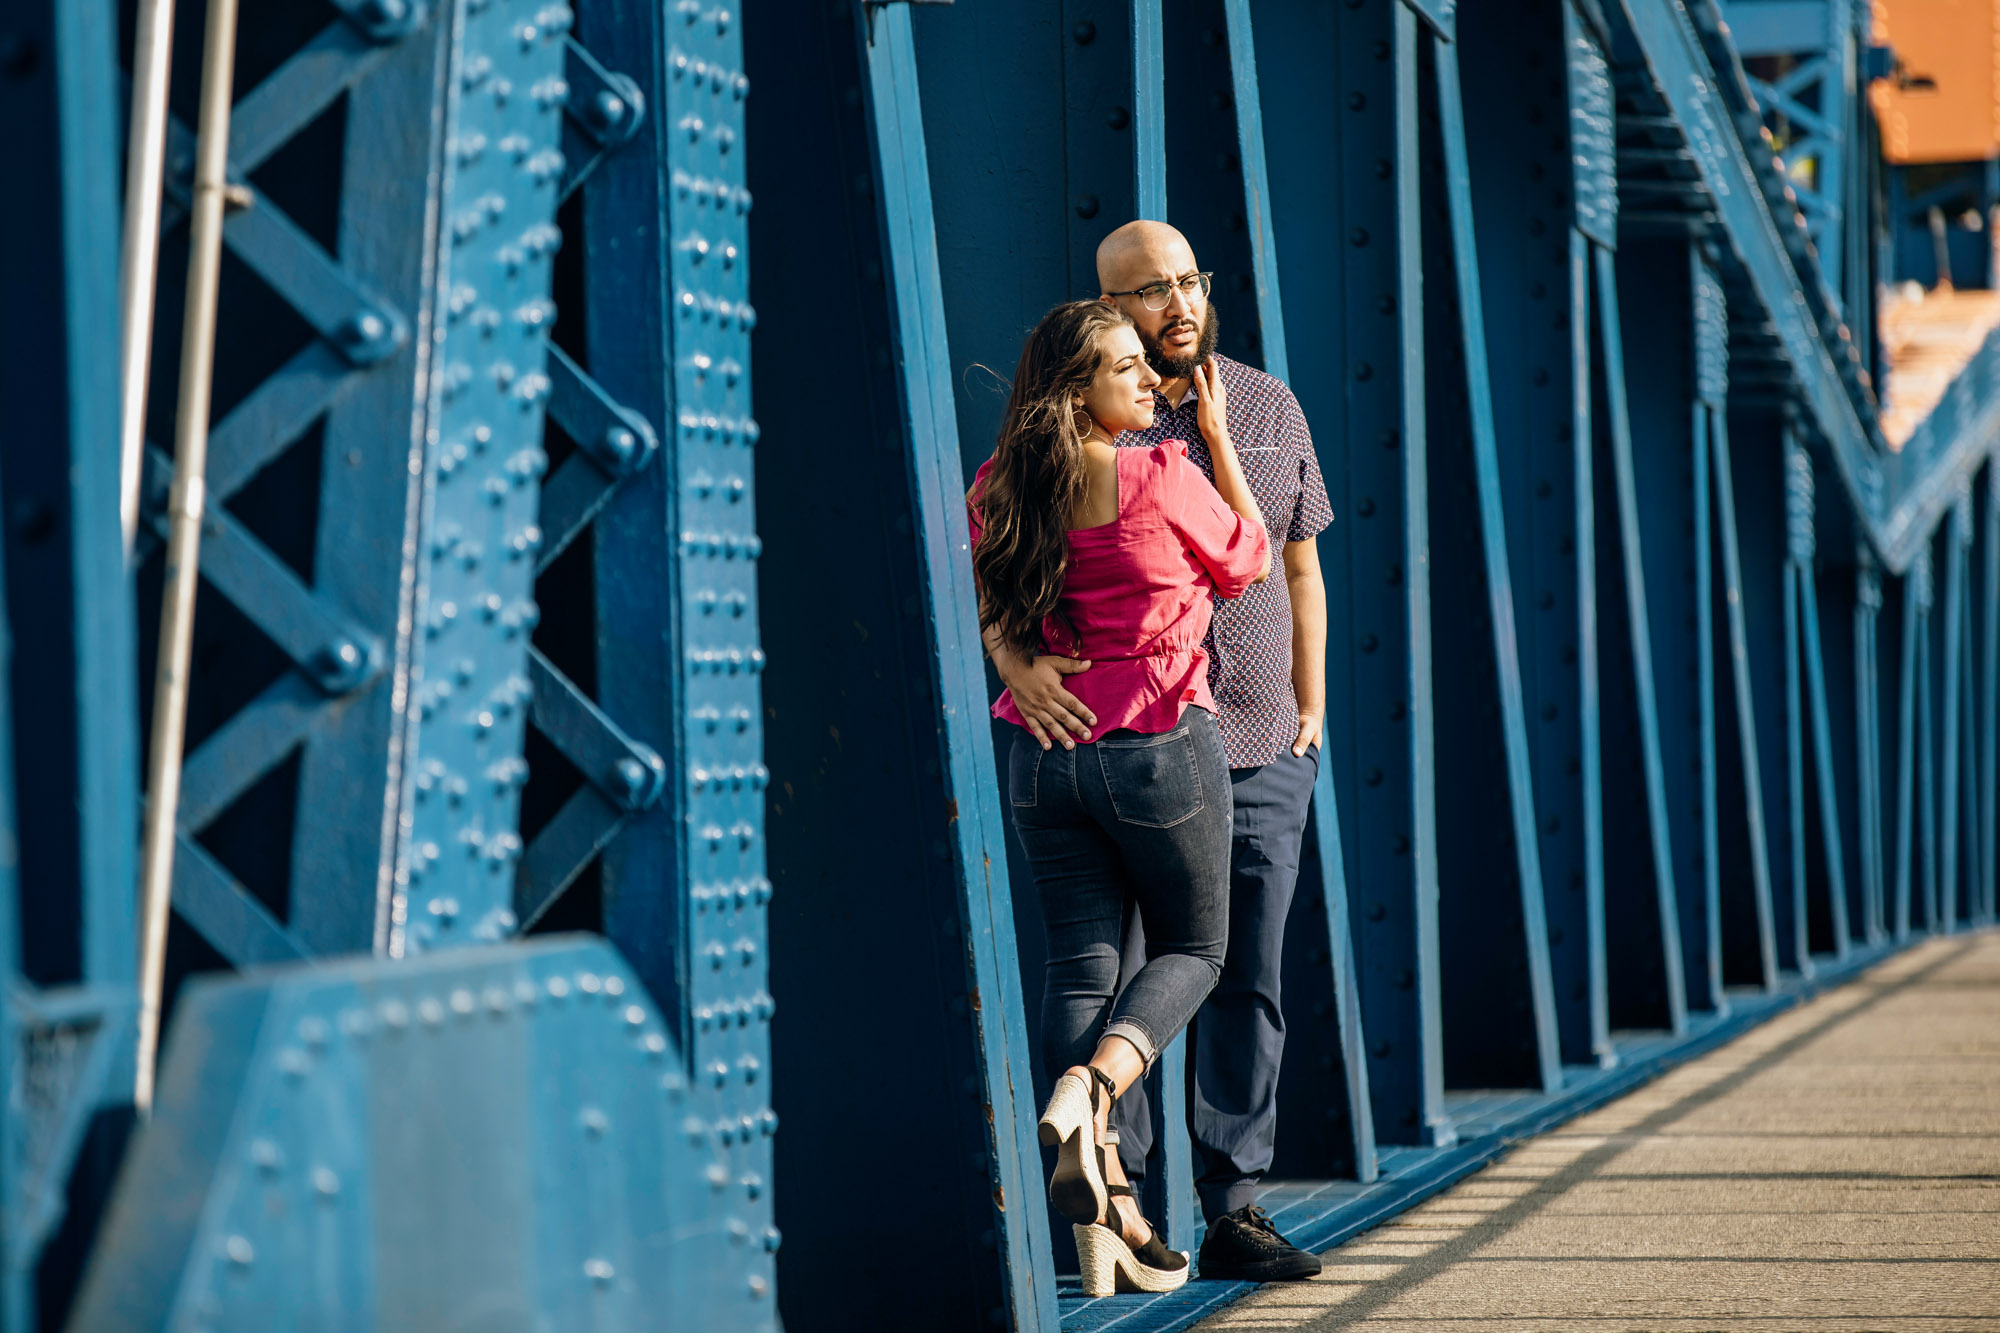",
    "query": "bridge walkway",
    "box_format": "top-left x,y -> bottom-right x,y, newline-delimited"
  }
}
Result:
1185,932 -> 2000,1332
